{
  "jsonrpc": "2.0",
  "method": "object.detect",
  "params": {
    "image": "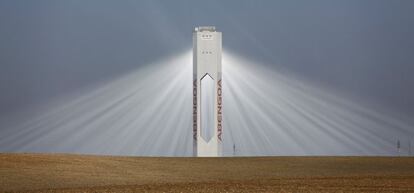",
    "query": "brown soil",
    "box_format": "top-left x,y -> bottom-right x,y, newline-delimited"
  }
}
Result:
1,153 -> 413,192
